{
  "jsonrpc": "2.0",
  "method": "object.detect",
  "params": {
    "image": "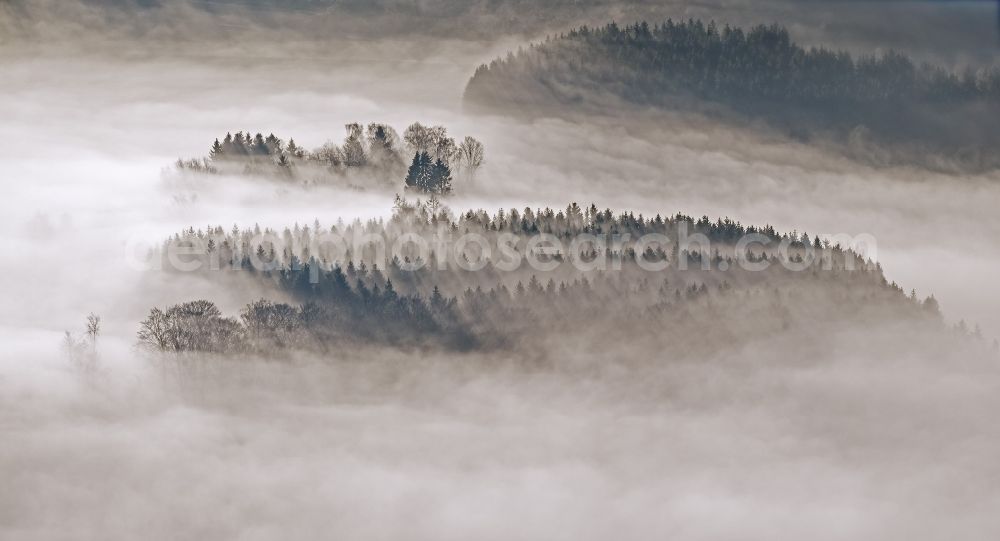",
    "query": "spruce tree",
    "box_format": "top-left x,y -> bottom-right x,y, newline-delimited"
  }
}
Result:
209,138 -> 224,160
430,158 -> 452,194
405,151 -> 435,192
404,152 -> 422,189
